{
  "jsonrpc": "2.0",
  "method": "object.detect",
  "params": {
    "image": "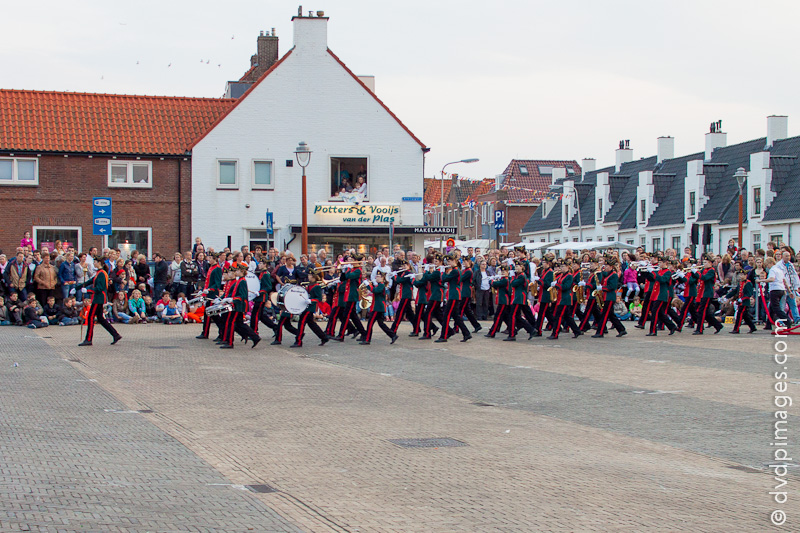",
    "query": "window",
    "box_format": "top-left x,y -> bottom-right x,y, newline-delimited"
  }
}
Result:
652,237 -> 661,251
607,235 -> 614,242
598,199 -> 603,218
672,236 -> 681,250
753,187 -> 761,216
587,238 -> 593,242
330,156 -> 368,200
640,236 -> 646,246
33,226 -> 81,252
752,233 -> 761,250
640,199 -> 647,223
0,157 -> 38,185
538,166 -> 553,175
248,230 -> 274,253
573,237 -> 579,242
519,165 -> 528,175
252,160 -> 273,189
541,238 -> 546,242
770,234 -> 784,245
566,167 -> 576,175
597,237 -> 602,242
564,210 -> 569,225
108,228 -> 152,260
217,160 -> 238,189
108,160 -> 151,188
689,191 -> 696,217
626,239 -> 635,246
